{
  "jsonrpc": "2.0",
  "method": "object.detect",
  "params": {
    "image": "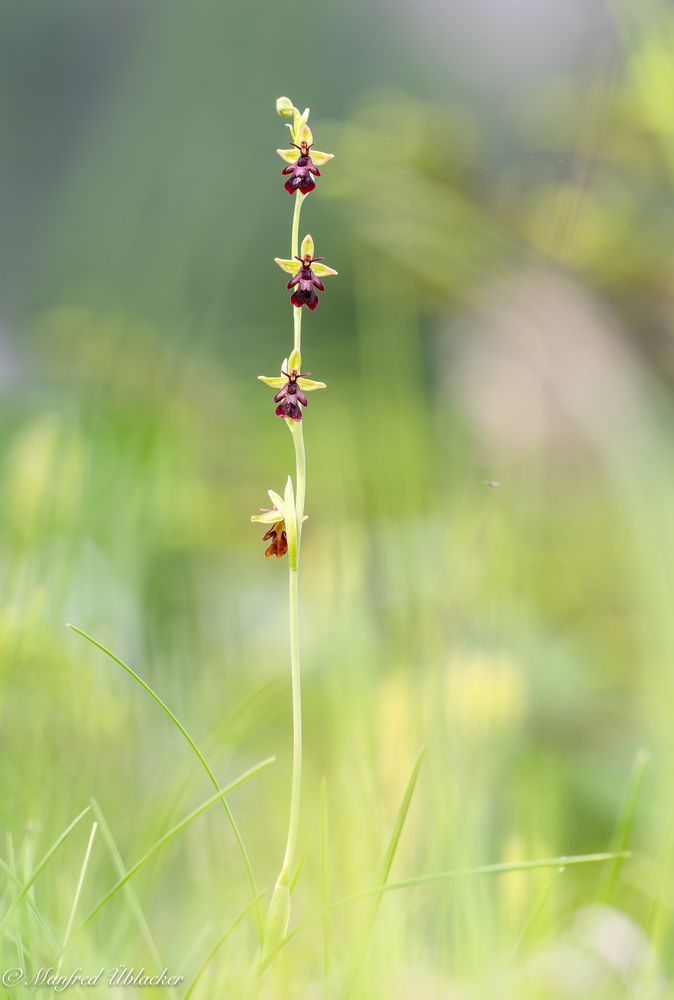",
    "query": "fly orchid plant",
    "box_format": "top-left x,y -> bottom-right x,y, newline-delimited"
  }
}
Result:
252,96 -> 336,959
